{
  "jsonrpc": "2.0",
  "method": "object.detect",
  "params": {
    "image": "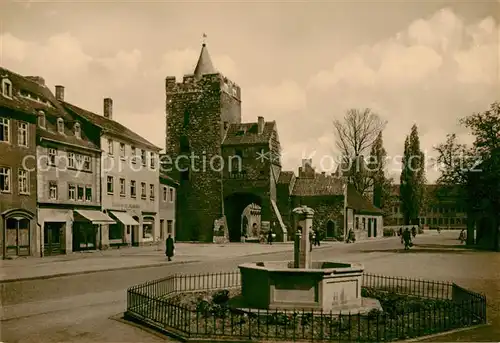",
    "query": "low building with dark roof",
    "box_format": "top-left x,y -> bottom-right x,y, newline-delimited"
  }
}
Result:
277,159 -> 383,241
61,89 -> 162,248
